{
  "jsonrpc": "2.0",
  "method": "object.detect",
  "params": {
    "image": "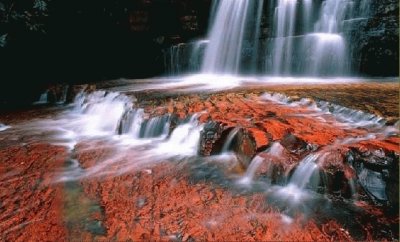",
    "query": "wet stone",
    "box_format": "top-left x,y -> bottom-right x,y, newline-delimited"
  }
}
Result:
199,121 -> 224,156
349,148 -> 399,206
280,133 -> 312,155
